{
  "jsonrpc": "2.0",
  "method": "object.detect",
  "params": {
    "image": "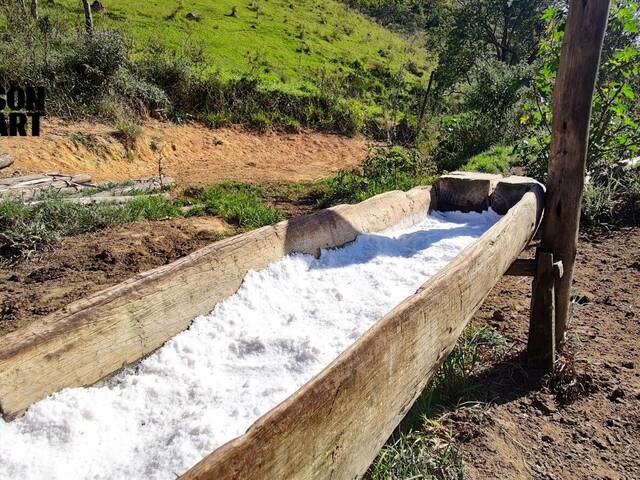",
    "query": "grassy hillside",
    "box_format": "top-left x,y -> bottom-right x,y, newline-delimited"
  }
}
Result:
45,0 -> 430,94
0,0 -> 432,137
